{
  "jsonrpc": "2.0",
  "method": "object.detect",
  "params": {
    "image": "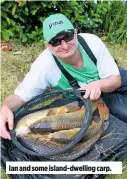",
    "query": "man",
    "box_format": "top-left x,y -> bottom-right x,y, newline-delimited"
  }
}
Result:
0,13 -> 127,140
